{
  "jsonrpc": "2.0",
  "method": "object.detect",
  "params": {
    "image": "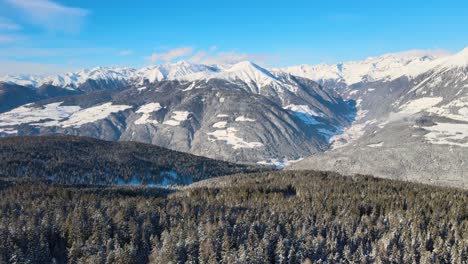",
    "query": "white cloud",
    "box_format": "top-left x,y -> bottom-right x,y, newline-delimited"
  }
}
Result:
146,46 -> 272,66
0,17 -> 21,30
119,50 -> 133,56
3,0 -> 89,33
0,35 -> 19,43
147,47 -> 194,63
188,49 -> 271,65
